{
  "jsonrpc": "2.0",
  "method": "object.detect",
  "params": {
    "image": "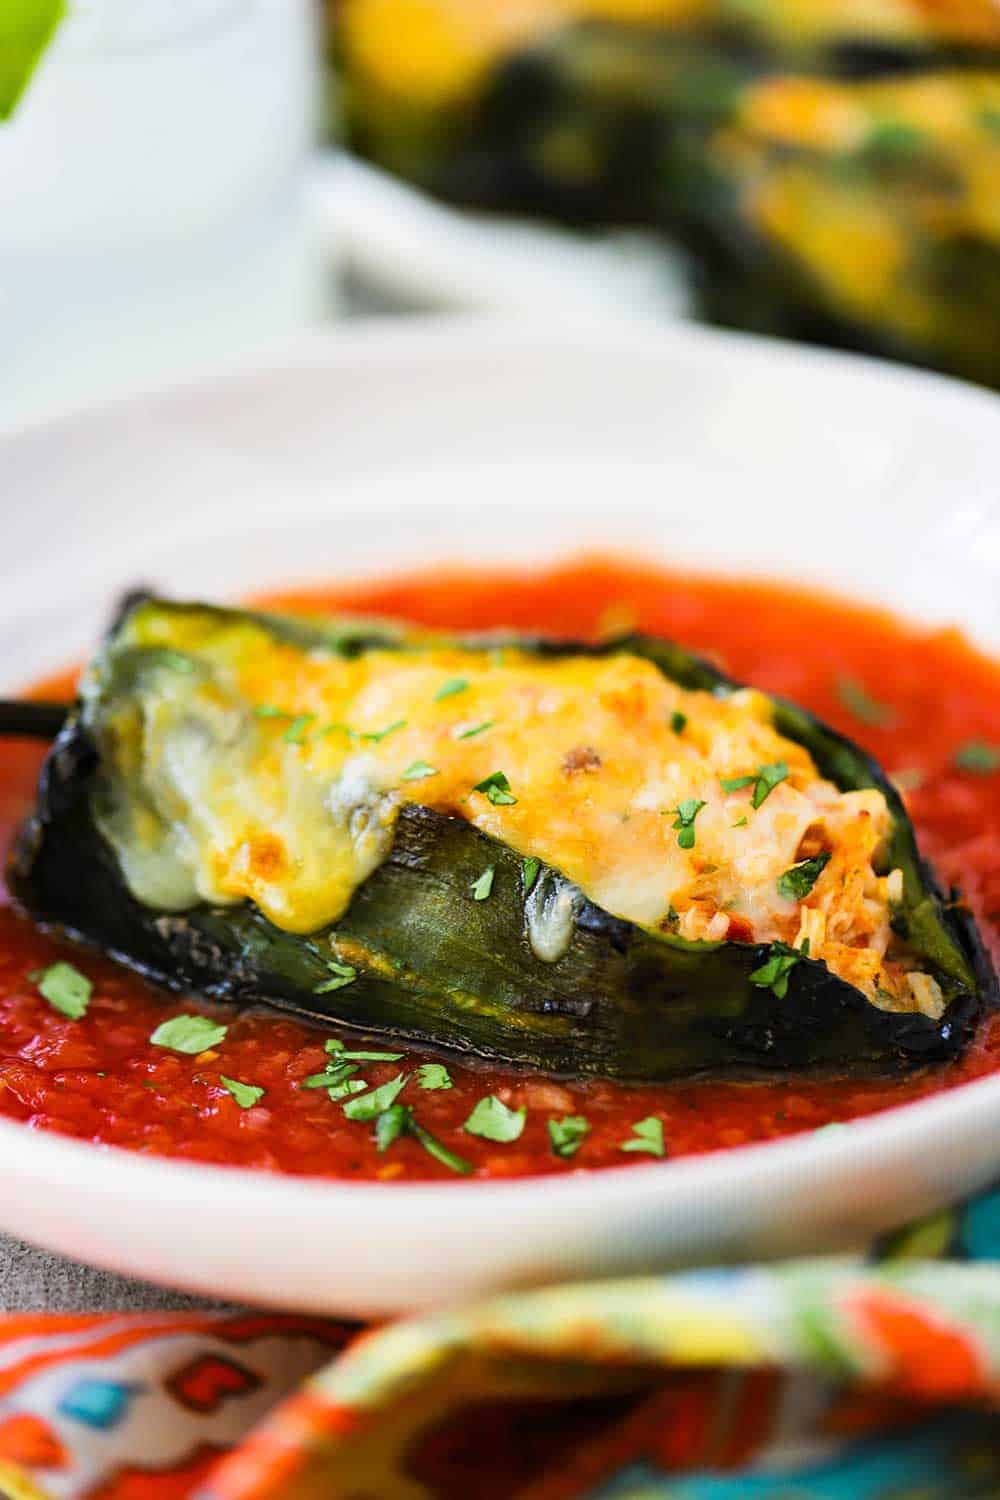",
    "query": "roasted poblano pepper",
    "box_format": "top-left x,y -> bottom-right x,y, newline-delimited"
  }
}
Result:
11,597 -> 995,1081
